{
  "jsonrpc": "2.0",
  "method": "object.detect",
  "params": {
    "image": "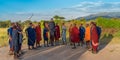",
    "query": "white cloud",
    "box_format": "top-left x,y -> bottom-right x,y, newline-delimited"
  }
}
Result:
0,1 -> 120,21
65,1 -> 120,13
